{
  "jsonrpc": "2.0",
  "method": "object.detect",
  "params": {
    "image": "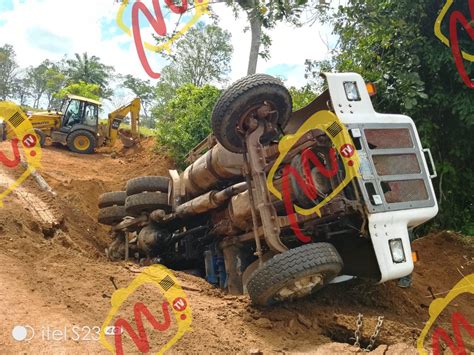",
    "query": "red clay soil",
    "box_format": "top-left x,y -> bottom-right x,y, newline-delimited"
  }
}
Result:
0,140 -> 472,354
